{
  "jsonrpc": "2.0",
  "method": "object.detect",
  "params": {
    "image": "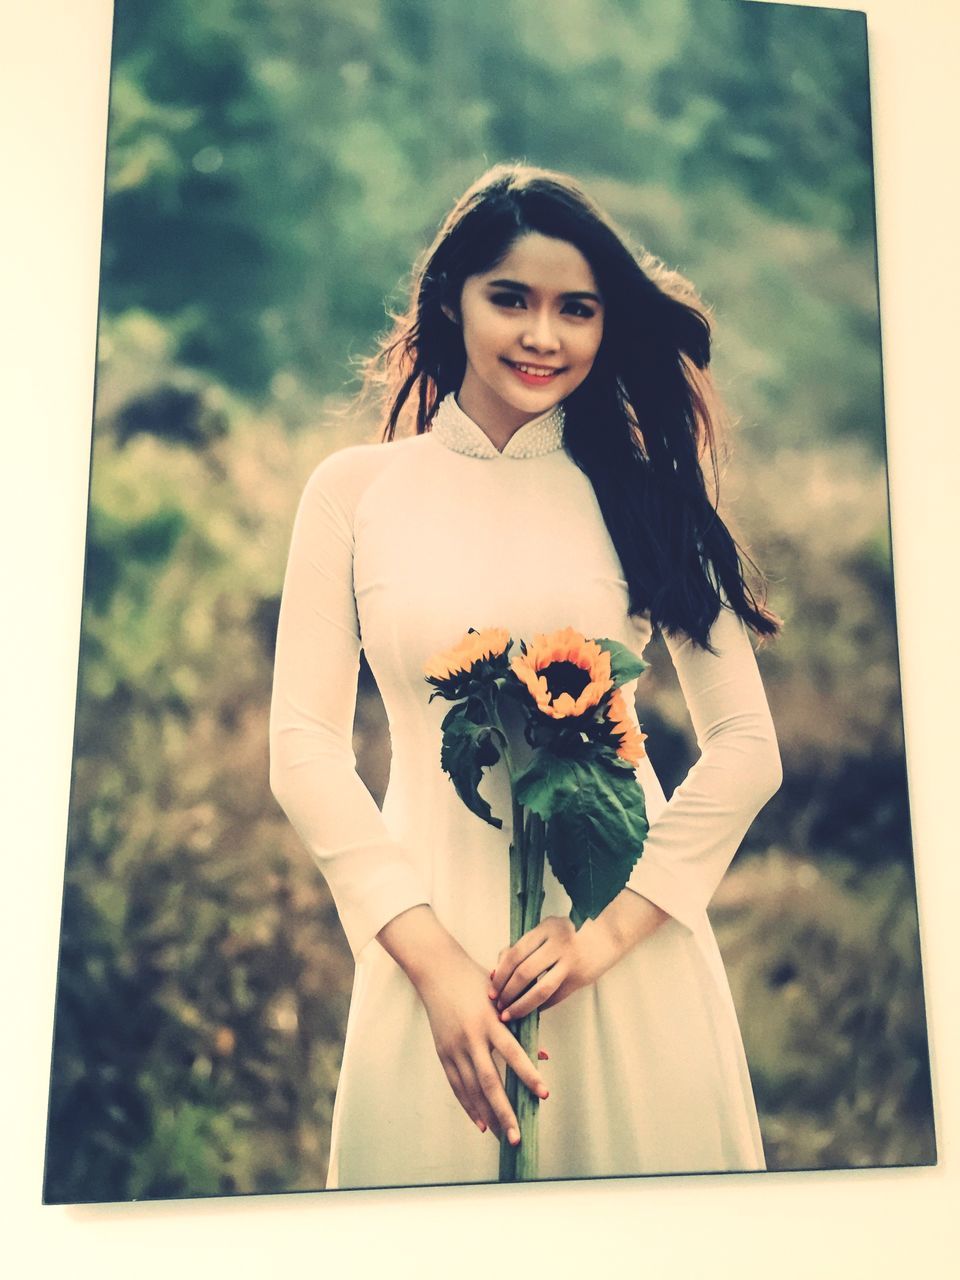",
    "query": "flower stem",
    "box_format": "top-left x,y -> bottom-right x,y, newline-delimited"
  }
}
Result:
499,792 -> 525,1183
487,690 -> 547,1182
499,808 -> 546,1182
514,811 -> 545,1180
